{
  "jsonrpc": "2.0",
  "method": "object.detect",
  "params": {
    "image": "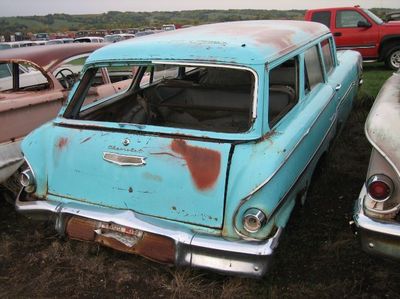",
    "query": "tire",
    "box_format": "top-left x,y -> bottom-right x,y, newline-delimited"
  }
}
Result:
385,46 -> 400,70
